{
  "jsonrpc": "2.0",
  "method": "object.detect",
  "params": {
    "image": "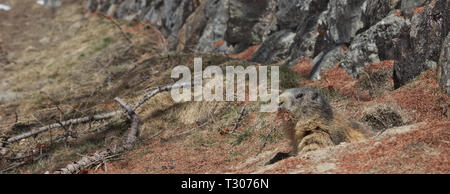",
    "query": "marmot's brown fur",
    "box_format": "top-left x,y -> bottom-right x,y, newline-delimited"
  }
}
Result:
278,88 -> 374,155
